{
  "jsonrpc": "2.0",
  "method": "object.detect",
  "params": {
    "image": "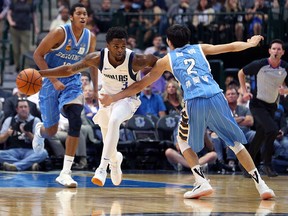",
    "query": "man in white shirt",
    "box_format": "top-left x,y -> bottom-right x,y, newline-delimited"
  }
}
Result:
49,5 -> 70,31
